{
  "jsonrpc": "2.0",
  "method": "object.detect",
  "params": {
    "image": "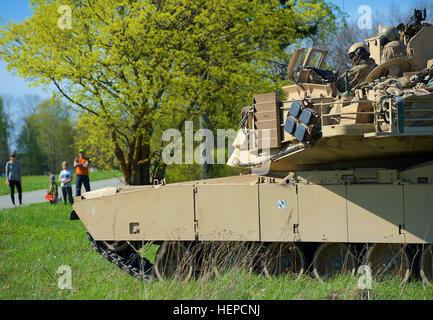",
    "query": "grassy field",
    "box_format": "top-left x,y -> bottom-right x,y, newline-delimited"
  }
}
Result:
1,202 -> 433,300
0,170 -> 122,196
